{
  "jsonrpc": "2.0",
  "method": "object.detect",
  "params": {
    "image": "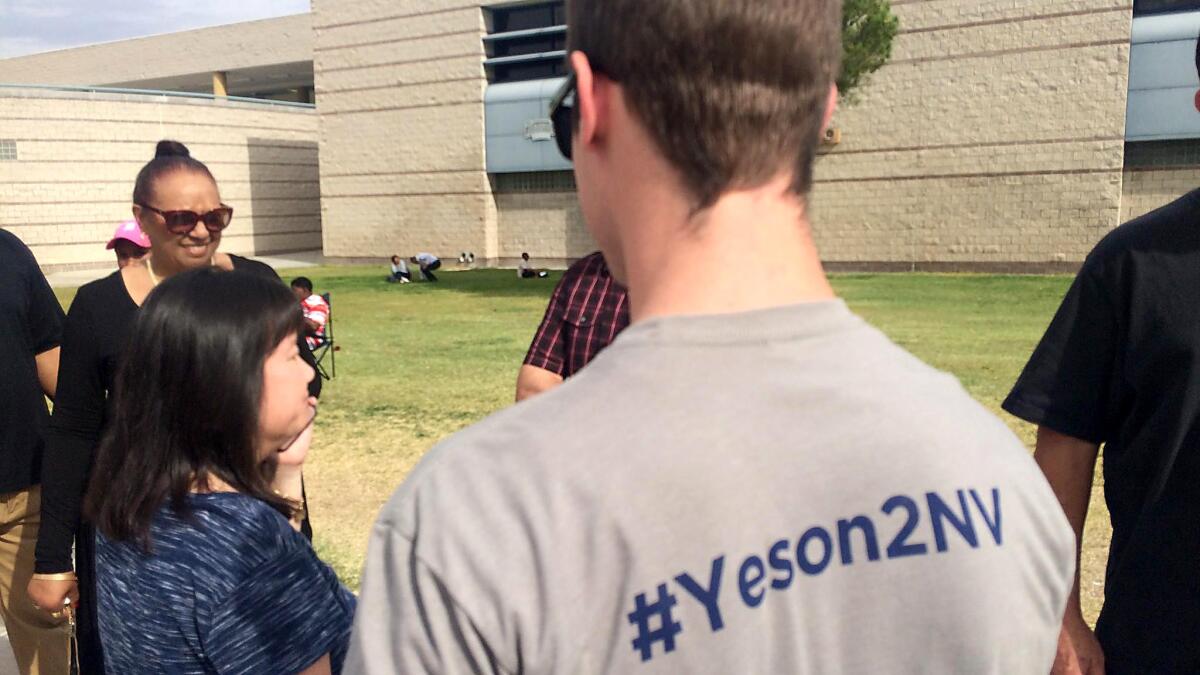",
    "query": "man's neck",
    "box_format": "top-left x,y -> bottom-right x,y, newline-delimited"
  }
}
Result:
620,177 -> 835,323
